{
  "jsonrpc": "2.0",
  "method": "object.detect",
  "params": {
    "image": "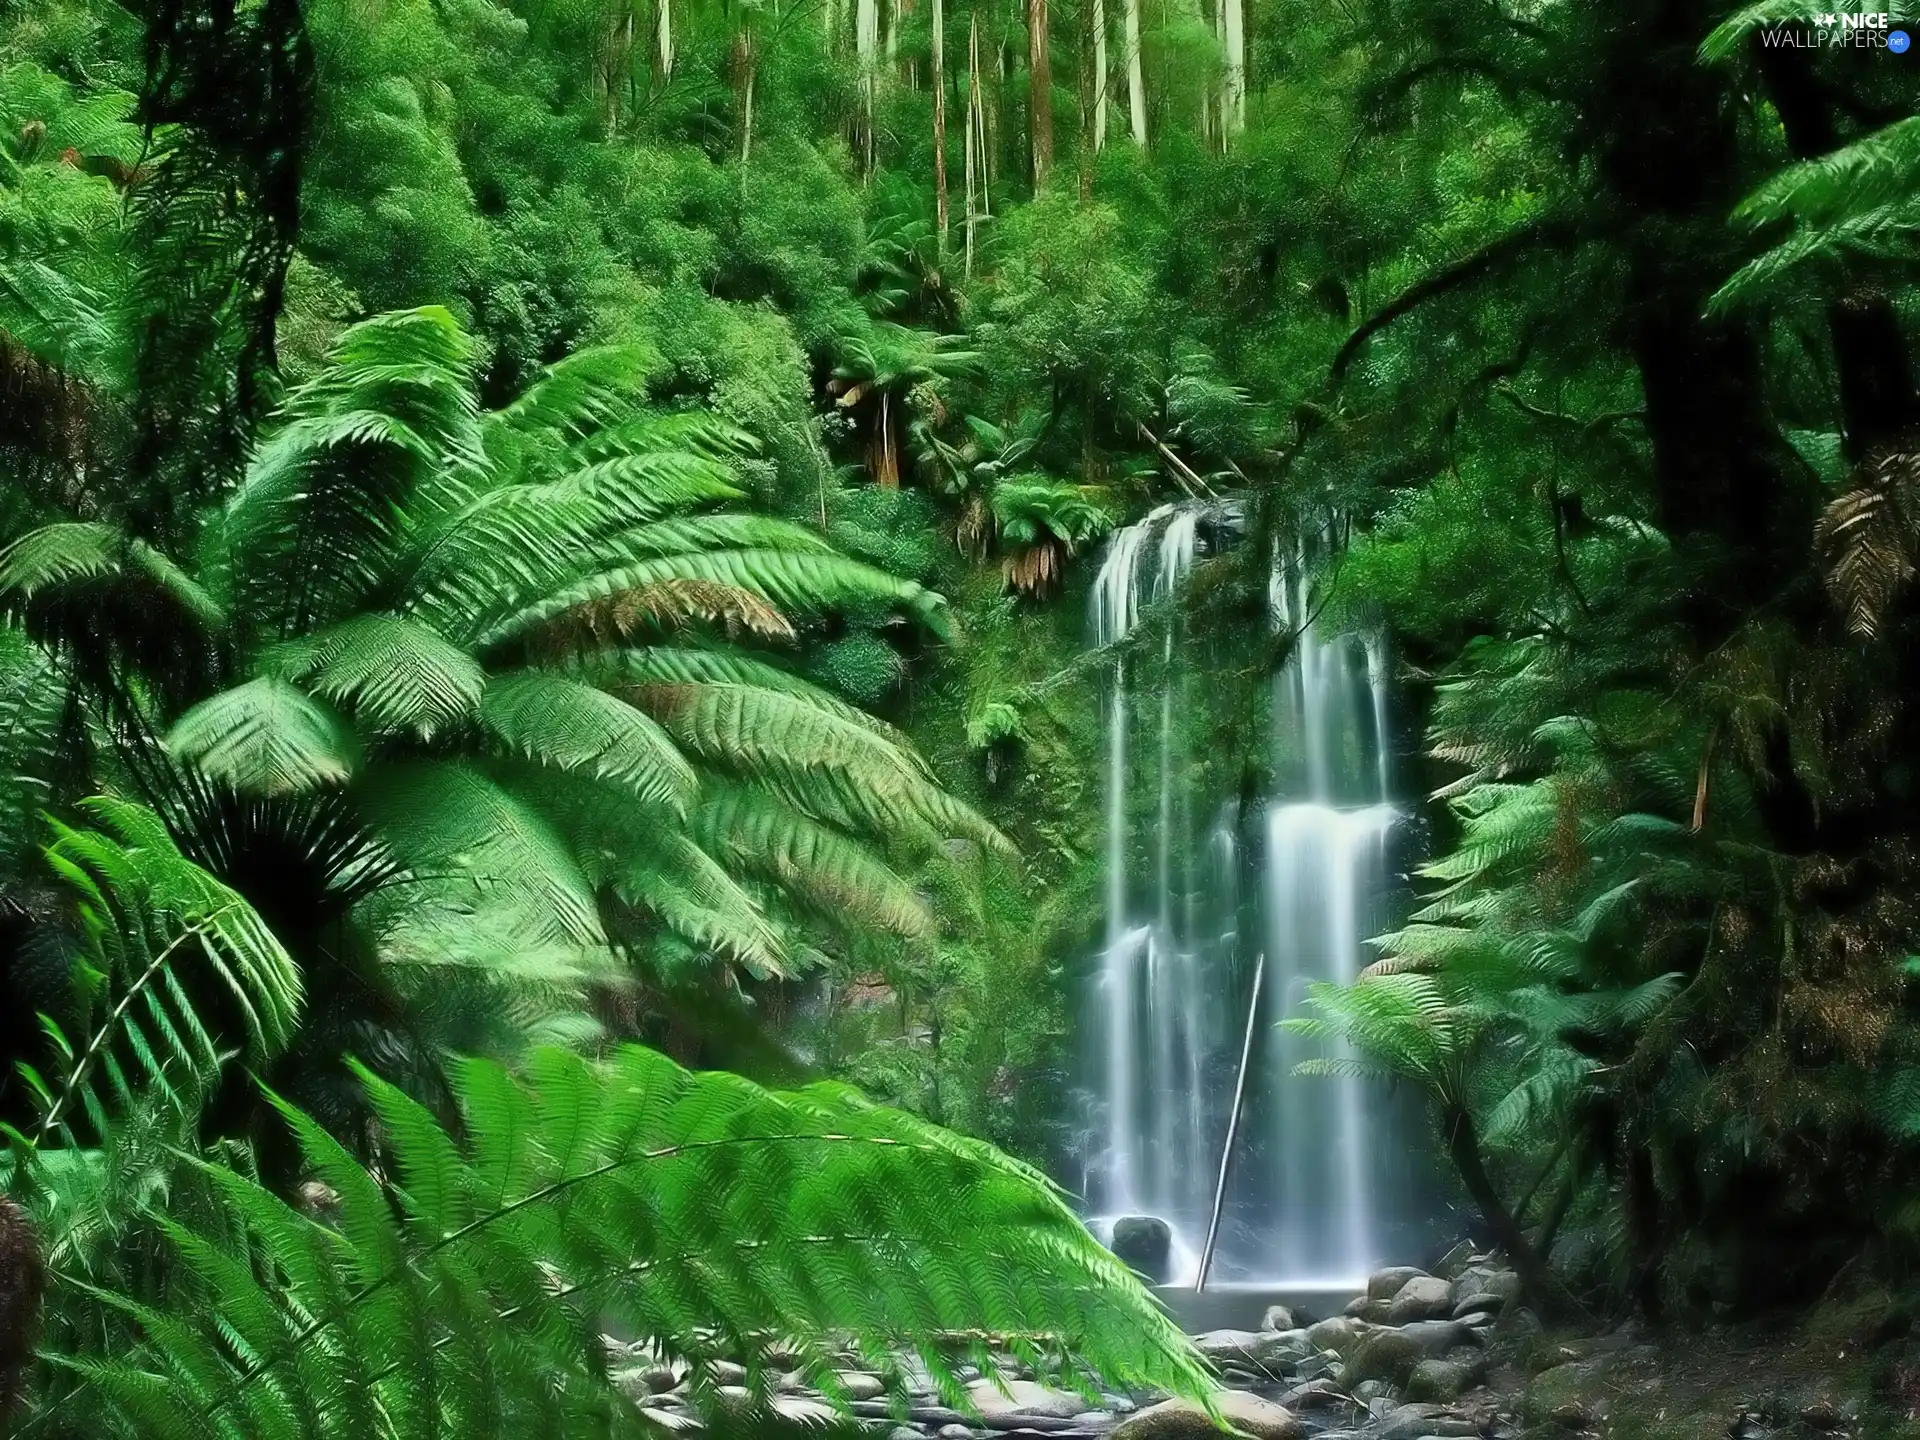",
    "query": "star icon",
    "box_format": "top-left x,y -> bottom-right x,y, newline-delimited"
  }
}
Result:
1816,12 -> 1837,23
